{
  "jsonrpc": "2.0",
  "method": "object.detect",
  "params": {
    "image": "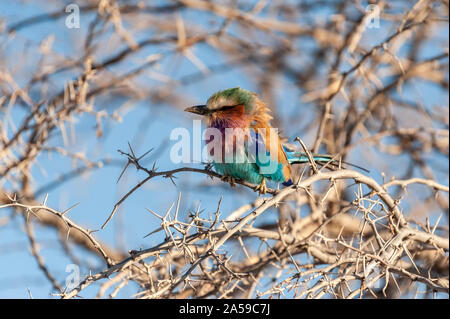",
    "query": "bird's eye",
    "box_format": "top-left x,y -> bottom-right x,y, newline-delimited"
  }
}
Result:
218,104 -> 239,111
